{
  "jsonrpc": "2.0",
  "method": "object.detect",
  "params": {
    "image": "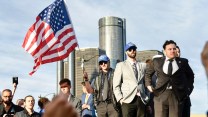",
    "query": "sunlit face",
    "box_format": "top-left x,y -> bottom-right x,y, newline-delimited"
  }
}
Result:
82,86 -> 87,93
164,44 -> 176,59
2,91 -> 12,105
60,82 -> 71,95
99,61 -> 110,71
24,97 -> 35,110
126,47 -> 137,59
